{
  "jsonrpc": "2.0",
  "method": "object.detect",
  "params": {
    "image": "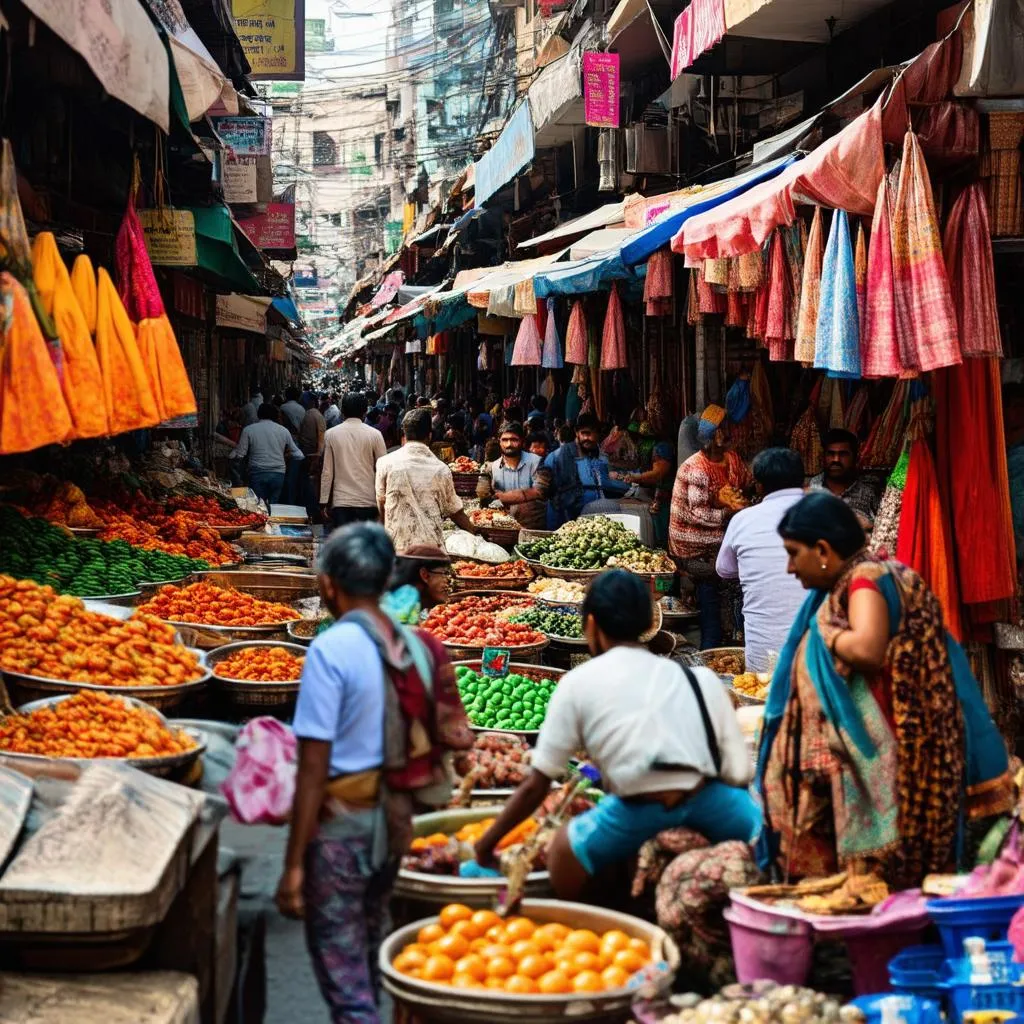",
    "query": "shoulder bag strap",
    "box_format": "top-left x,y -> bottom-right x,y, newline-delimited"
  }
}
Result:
681,666 -> 721,776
